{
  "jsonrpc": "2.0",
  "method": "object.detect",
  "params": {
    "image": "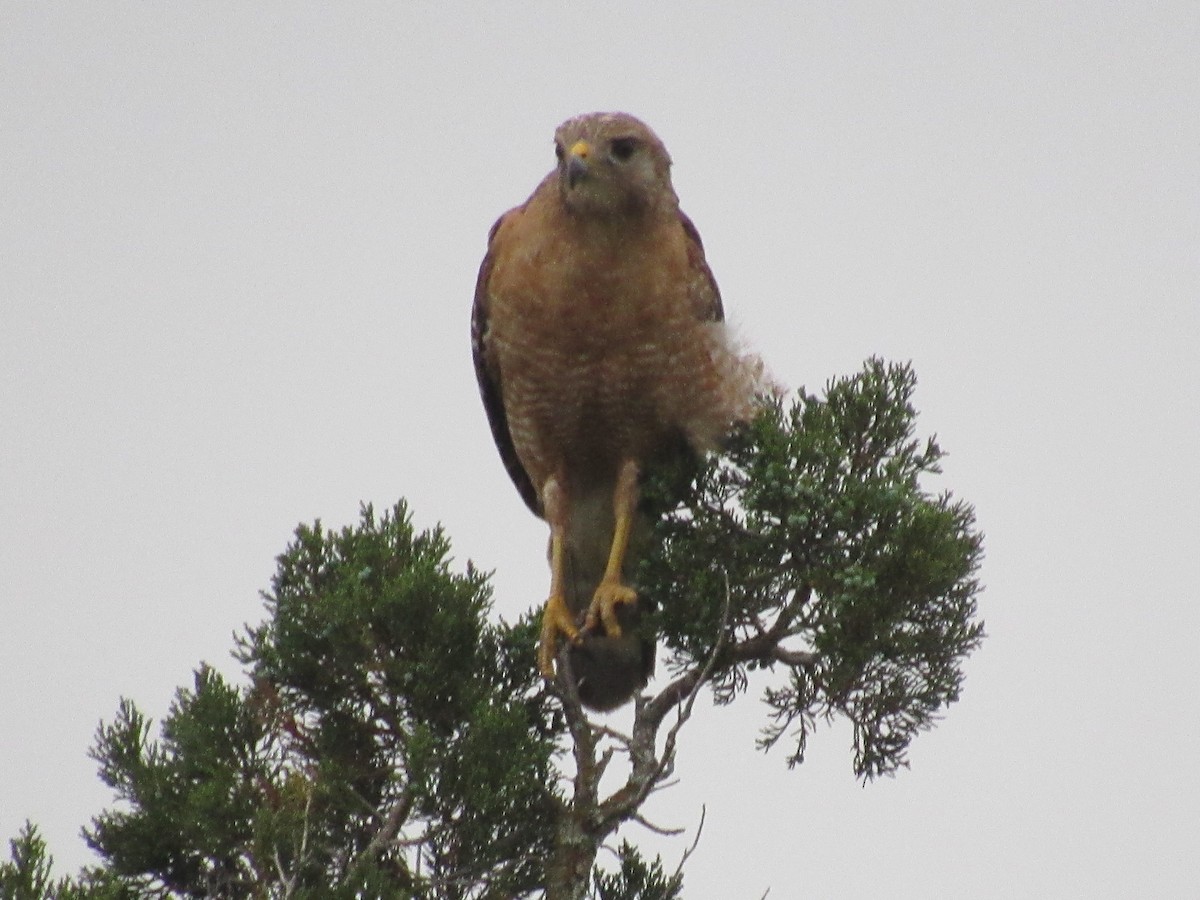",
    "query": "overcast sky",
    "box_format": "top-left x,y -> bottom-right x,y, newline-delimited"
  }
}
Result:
2,4 -> 1197,896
